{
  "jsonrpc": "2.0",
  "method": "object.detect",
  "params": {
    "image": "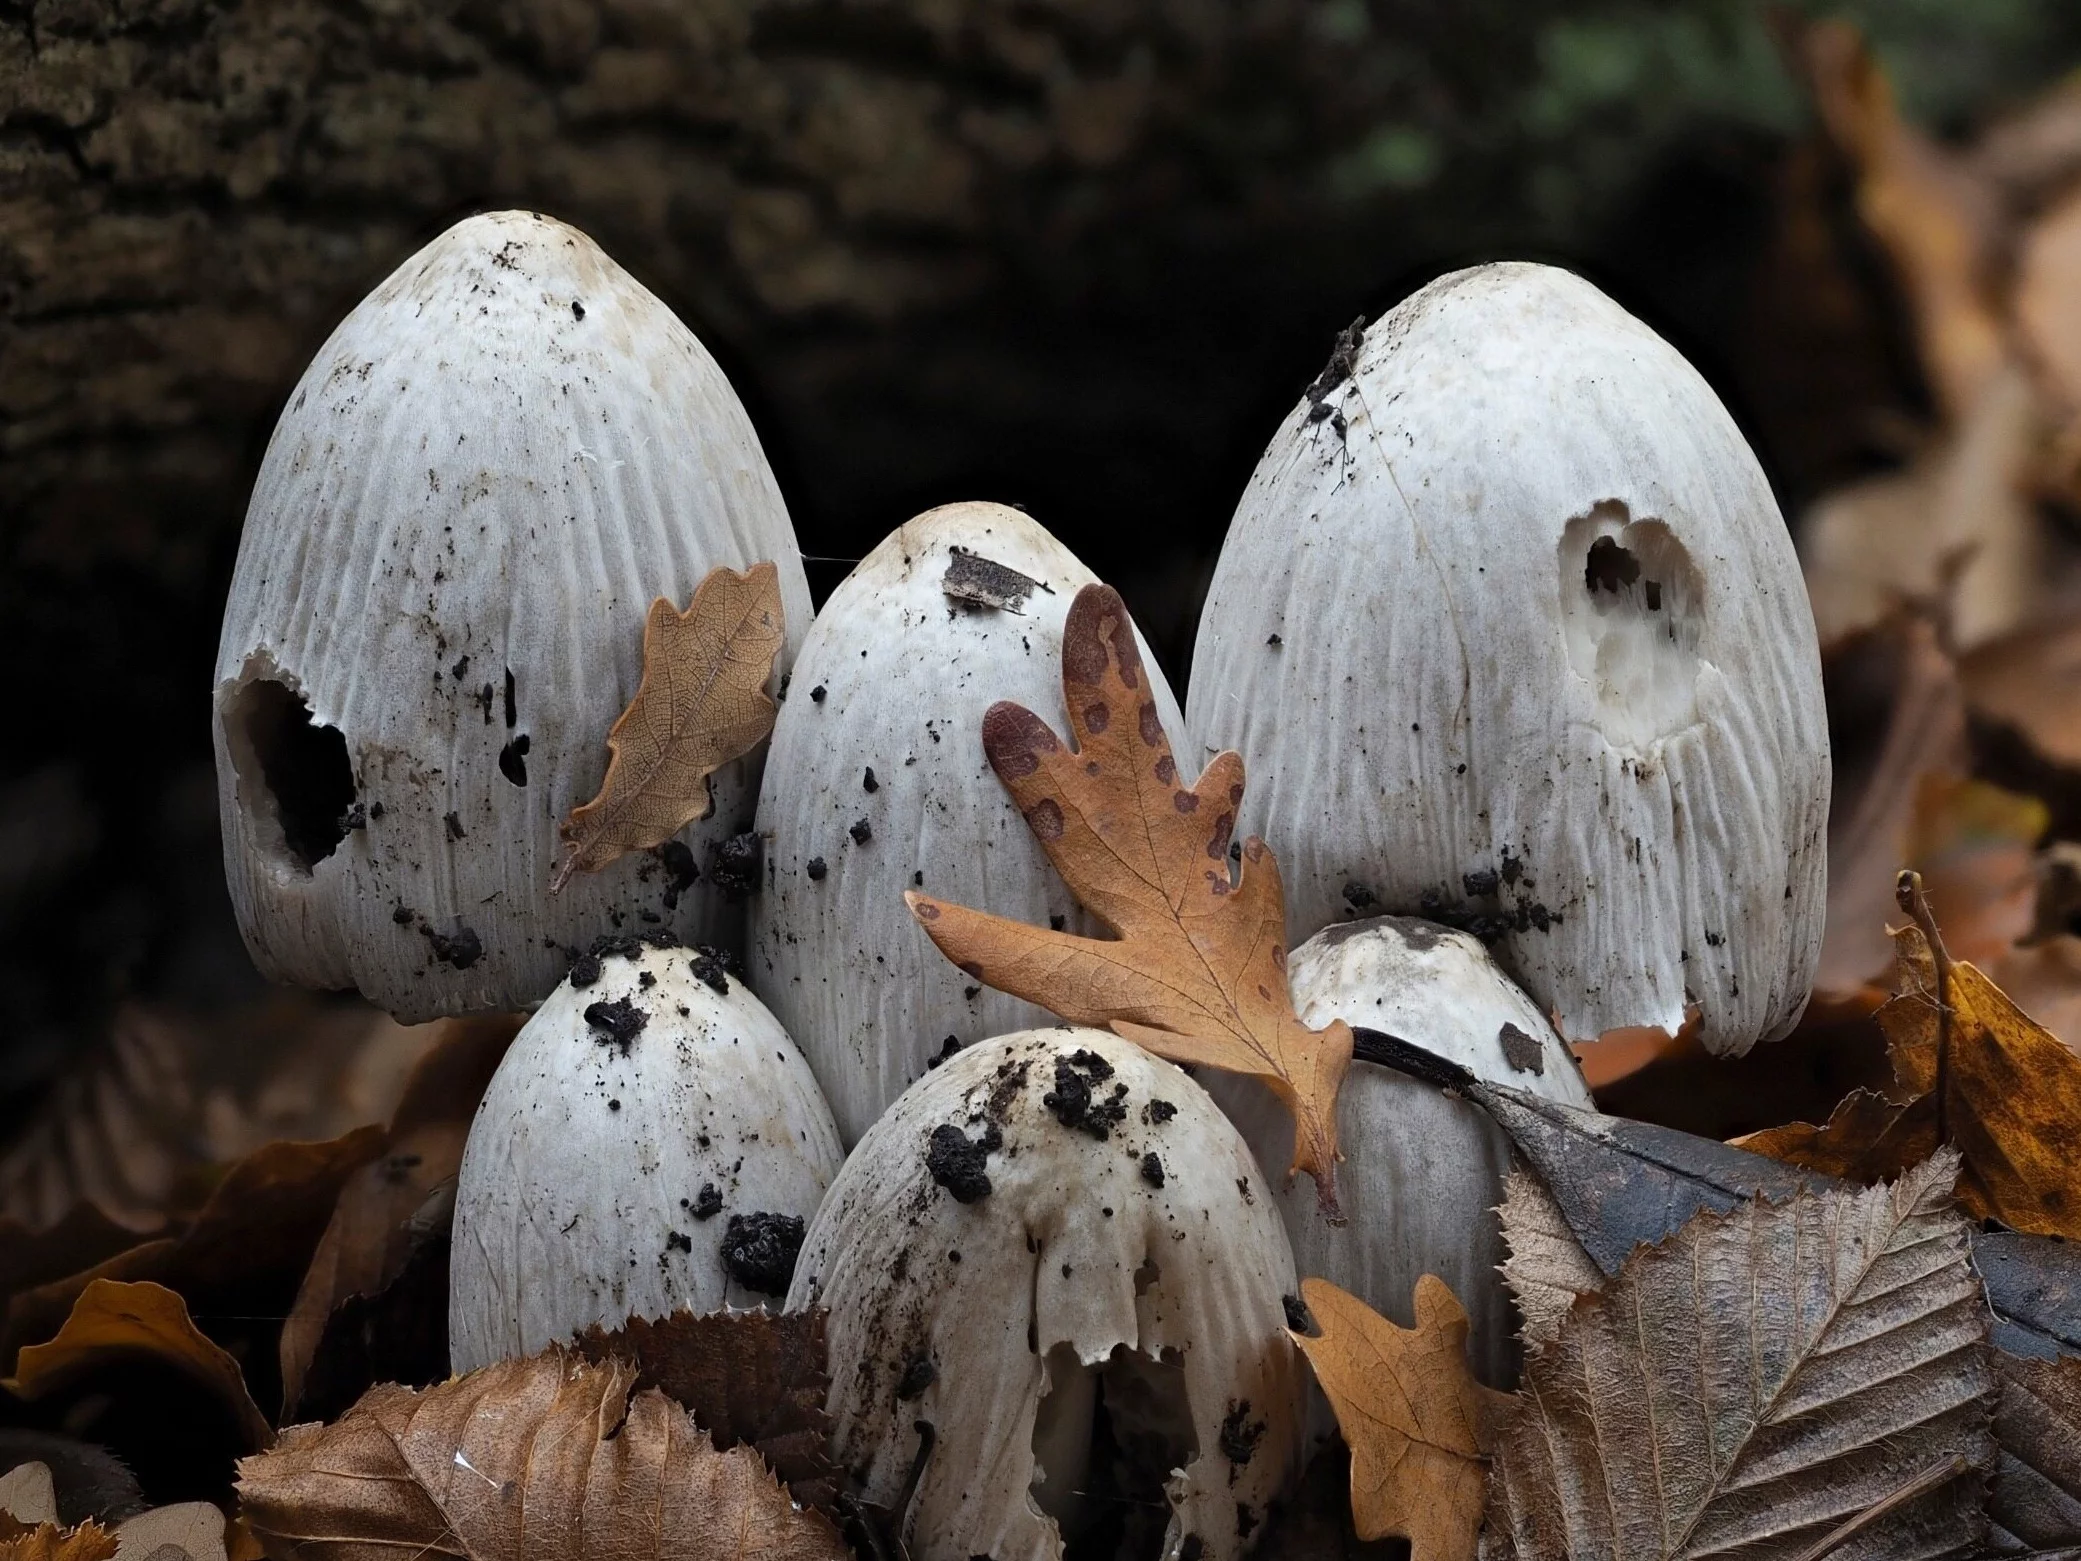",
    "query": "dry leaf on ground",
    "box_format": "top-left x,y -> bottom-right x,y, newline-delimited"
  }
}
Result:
570,1308 -> 836,1512
236,1350 -> 847,1561
553,562 -> 786,890
1988,1350 -> 2081,1550
1495,1169 -> 1602,1354
1741,876 -> 2081,1241
110,1502 -> 229,1561
0,1466 -> 54,1526
5,1281 -> 271,1454
0,1517 -> 117,1561
906,583 -> 1354,1210
1291,1275 -> 1497,1561
1484,1152 -> 1994,1561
